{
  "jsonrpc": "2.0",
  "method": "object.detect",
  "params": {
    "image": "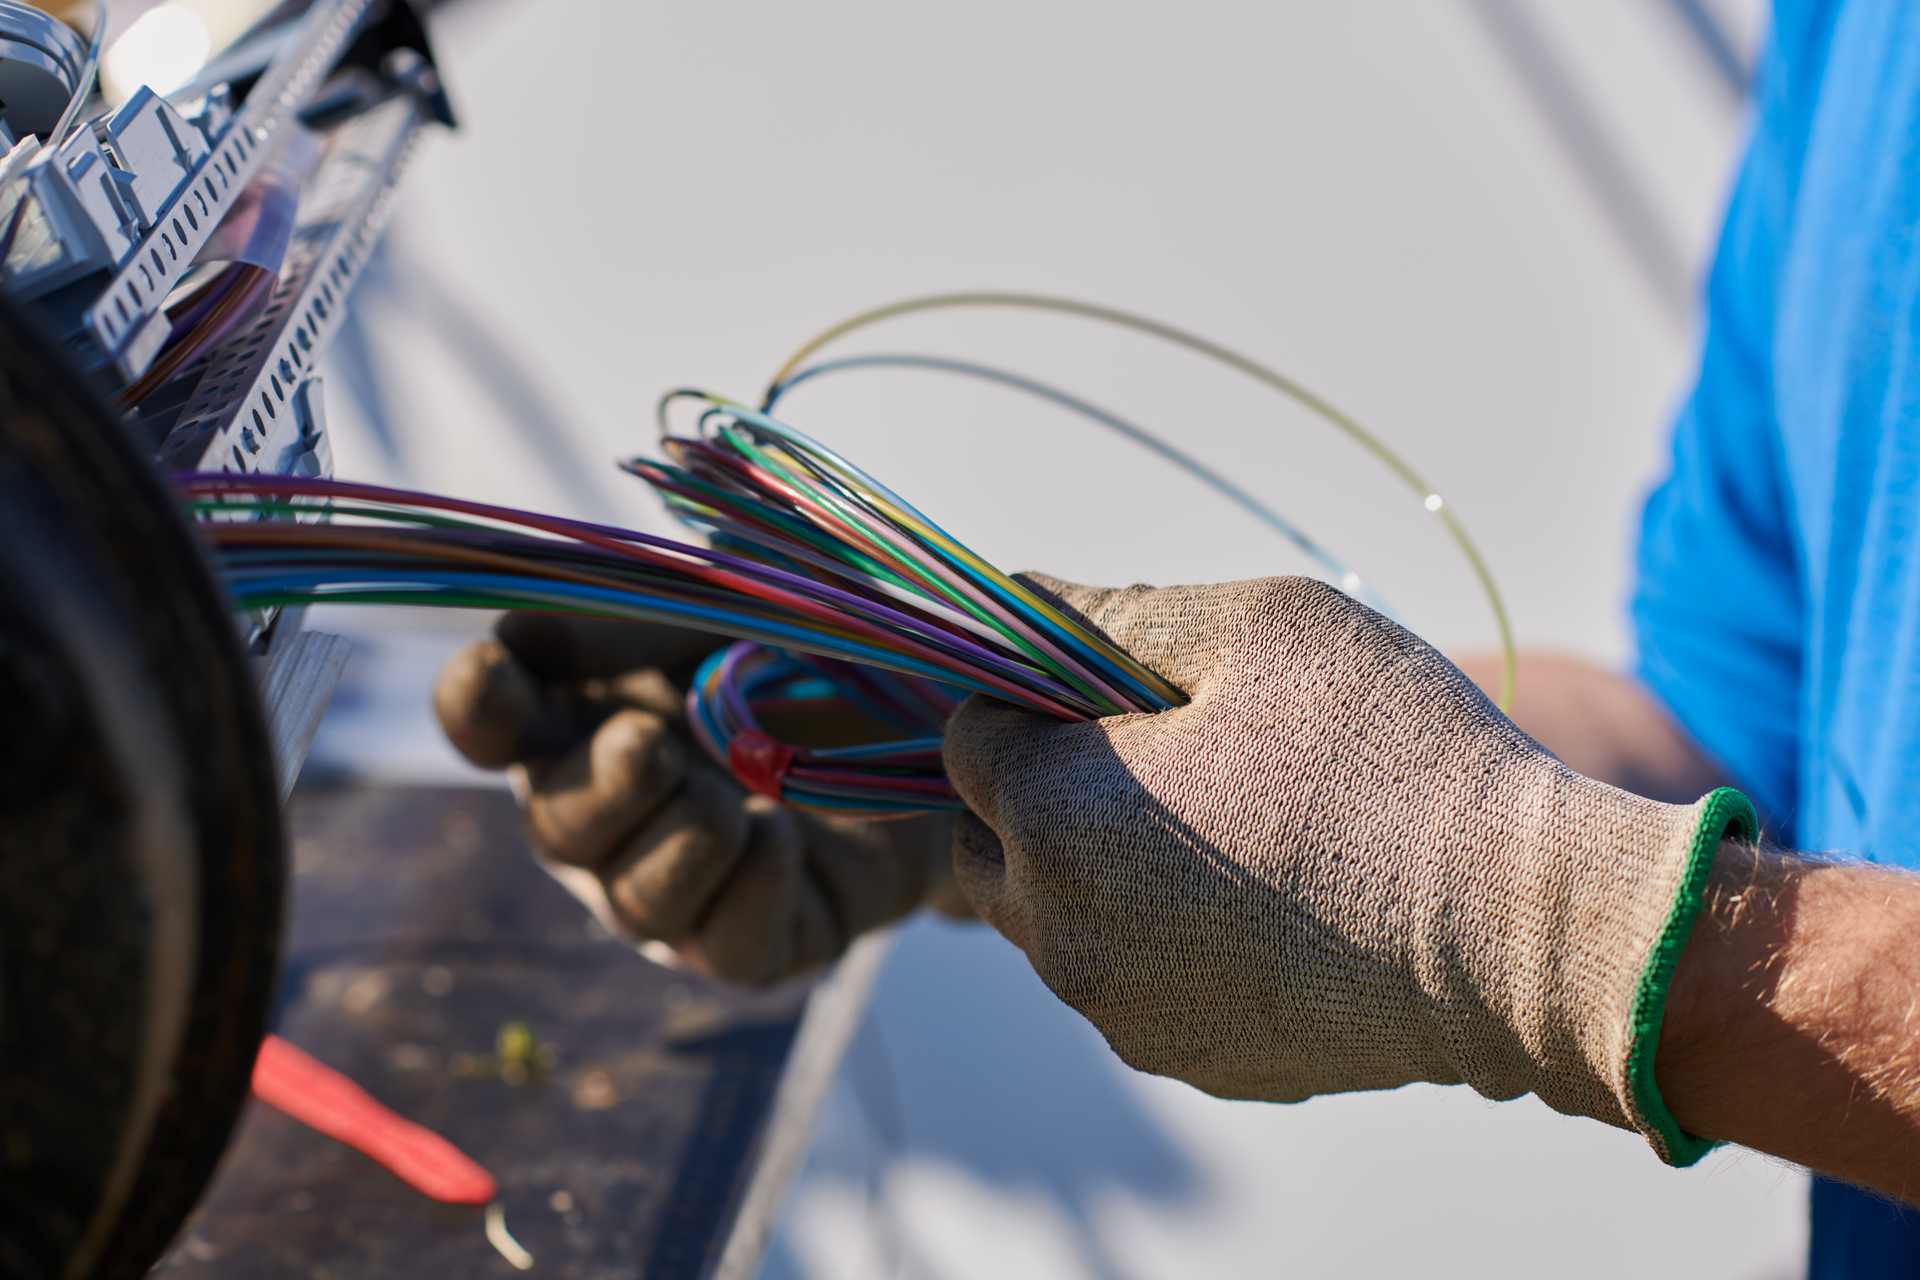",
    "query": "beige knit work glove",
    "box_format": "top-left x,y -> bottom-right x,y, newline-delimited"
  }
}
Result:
943,574 -> 1756,1164
434,614 -> 967,986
